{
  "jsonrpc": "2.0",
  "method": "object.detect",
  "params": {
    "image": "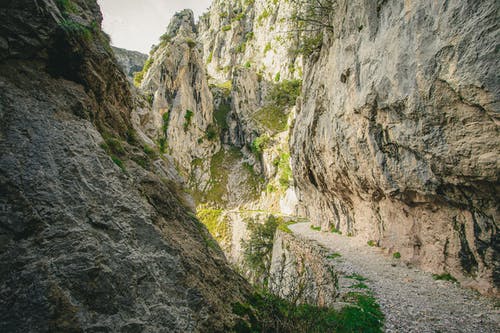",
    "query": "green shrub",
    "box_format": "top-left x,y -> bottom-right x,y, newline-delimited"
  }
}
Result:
295,33 -> 324,57
346,273 -> 368,282
257,8 -> 271,25
235,42 -> 246,53
254,79 -> 301,133
233,13 -> 246,21
133,58 -> 154,87
60,19 -> 92,40
251,134 -> 270,154
185,38 -> 196,48
100,135 -> 125,156
432,273 -> 457,282
55,0 -> 77,13
232,291 -> 383,332
206,51 -> 213,64
327,252 -> 342,259
143,145 -> 158,160
126,128 -> 138,145
183,110 -> 194,131
274,72 -> 280,82
264,42 -> 272,54
277,152 -> 292,189
393,252 -> 401,259
111,155 -> 125,172
158,137 -> 167,154
242,215 -> 280,286
310,225 -> 321,231
205,124 -> 218,140
159,33 -> 171,45
367,240 -> 377,247
222,25 -> 232,32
